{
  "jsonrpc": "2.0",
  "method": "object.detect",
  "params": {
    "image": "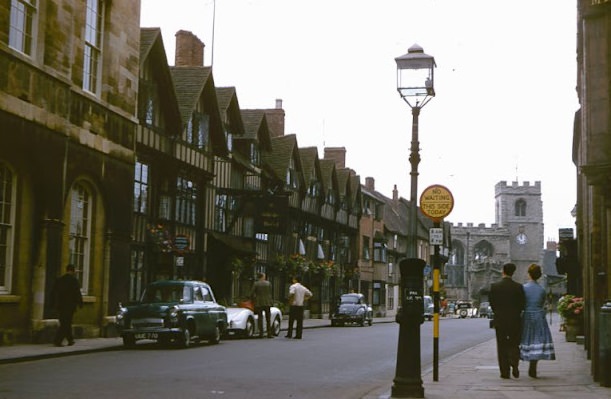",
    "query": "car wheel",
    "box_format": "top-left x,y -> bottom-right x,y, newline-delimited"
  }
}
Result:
122,335 -> 136,348
245,317 -> 255,338
271,316 -> 281,336
459,309 -> 468,318
359,316 -> 365,327
179,328 -> 191,348
208,325 -> 221,345
368,318 -> 373,326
